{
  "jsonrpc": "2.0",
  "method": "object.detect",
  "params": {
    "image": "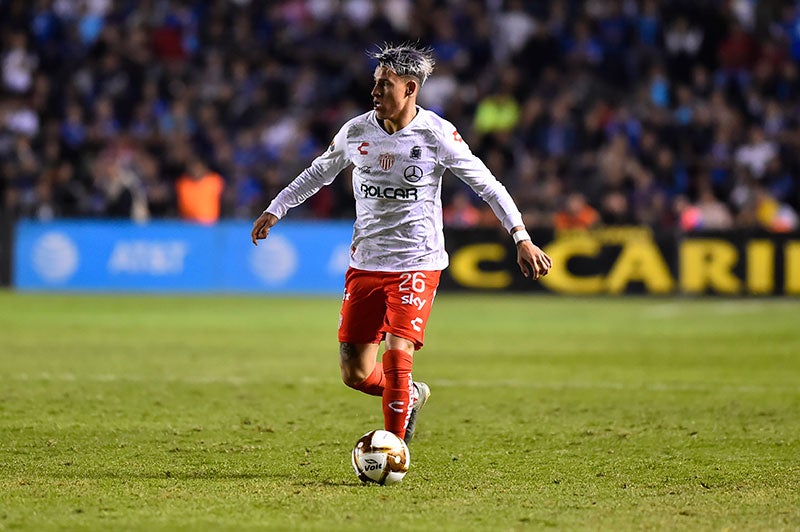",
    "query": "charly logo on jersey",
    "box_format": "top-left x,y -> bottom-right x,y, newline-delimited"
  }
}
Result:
403,165 -> 423,183
378,152 -> 395,171
410,146 -> 422,159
